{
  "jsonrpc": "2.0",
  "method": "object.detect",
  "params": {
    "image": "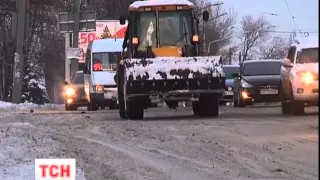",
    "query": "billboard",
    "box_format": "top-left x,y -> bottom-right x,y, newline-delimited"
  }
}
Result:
78,20 -> 127,63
